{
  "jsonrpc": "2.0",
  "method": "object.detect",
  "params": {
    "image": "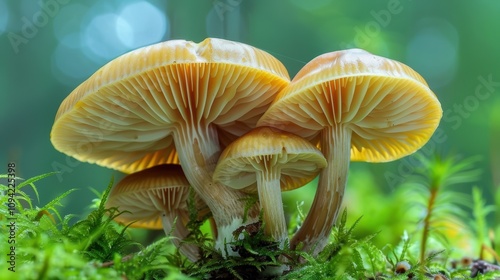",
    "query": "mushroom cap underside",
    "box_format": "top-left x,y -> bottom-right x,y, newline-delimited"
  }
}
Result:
51,38 -> 290,174
214,127 -> 327,191
257,49 -> 443,162
106,164 -> 199,229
